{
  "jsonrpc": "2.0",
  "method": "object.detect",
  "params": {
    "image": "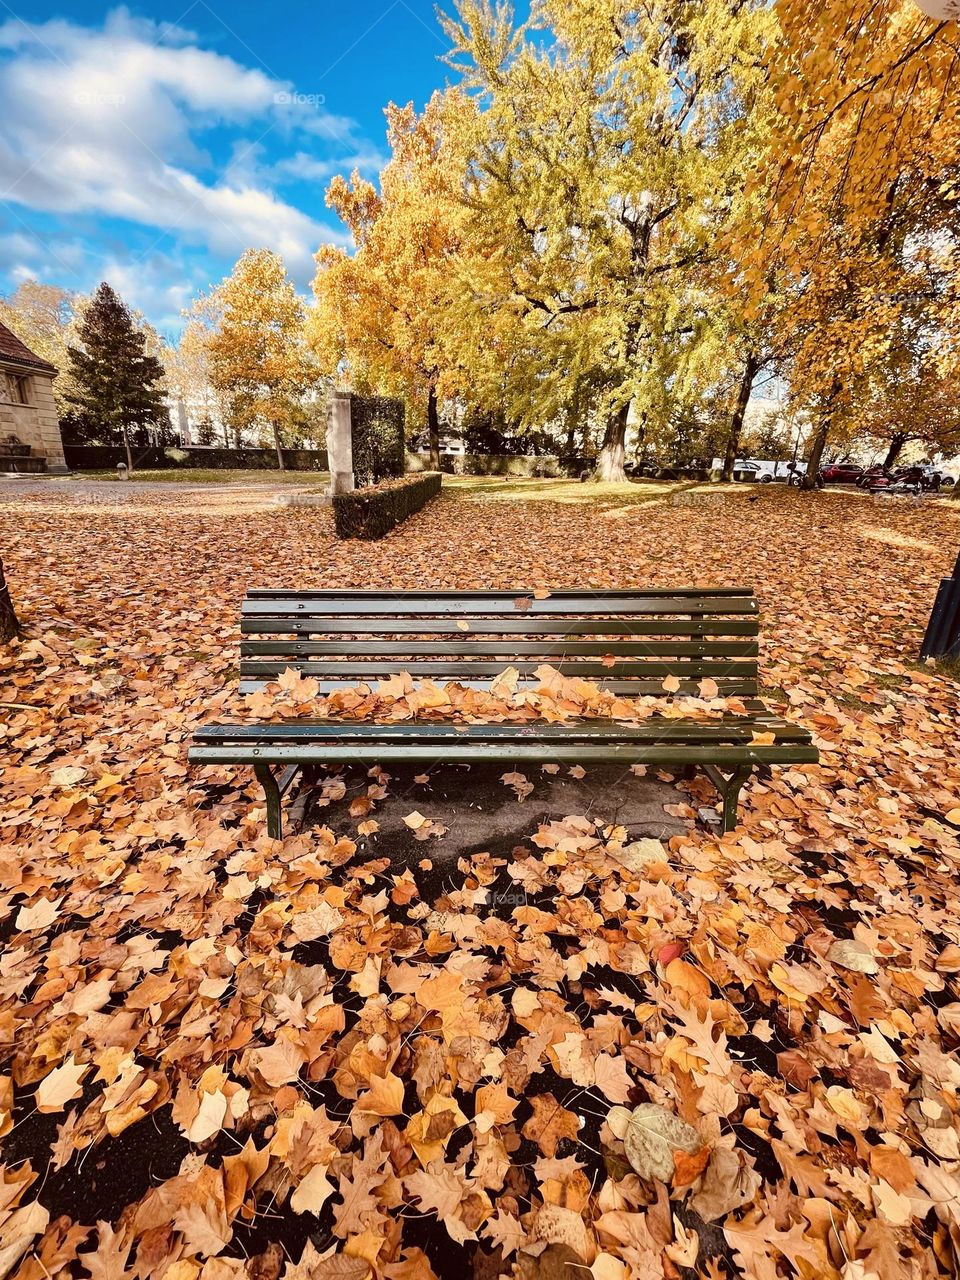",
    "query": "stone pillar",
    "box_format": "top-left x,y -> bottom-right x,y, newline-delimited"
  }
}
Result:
326,393 -> 354,494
